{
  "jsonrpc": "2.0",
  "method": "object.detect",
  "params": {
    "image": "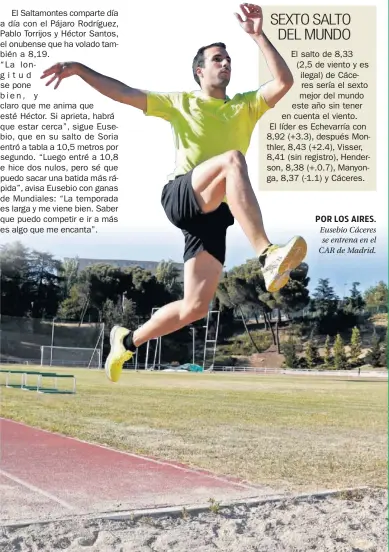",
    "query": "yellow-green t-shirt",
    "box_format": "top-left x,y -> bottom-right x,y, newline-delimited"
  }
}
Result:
144,89 -> 271,179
